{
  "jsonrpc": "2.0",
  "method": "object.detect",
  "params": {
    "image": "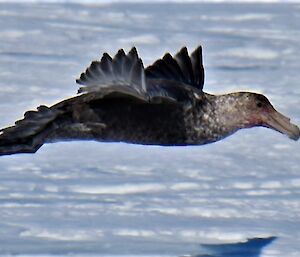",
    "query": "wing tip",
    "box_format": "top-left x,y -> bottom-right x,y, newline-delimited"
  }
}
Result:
129,46 -> 138,55
102,52 -> 112,60
178,46 -> 188,55
191,45 -> 203,58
